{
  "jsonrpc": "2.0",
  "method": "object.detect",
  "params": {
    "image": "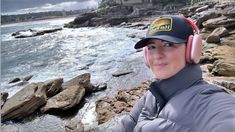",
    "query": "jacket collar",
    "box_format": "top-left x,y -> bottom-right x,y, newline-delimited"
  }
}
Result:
149,64 -> 202,102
